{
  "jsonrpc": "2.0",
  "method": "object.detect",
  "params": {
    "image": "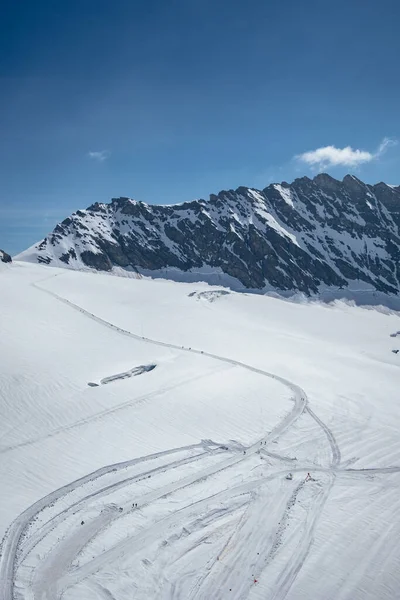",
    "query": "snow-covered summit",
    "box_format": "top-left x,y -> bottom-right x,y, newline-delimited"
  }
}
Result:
16,174 -> 400,296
